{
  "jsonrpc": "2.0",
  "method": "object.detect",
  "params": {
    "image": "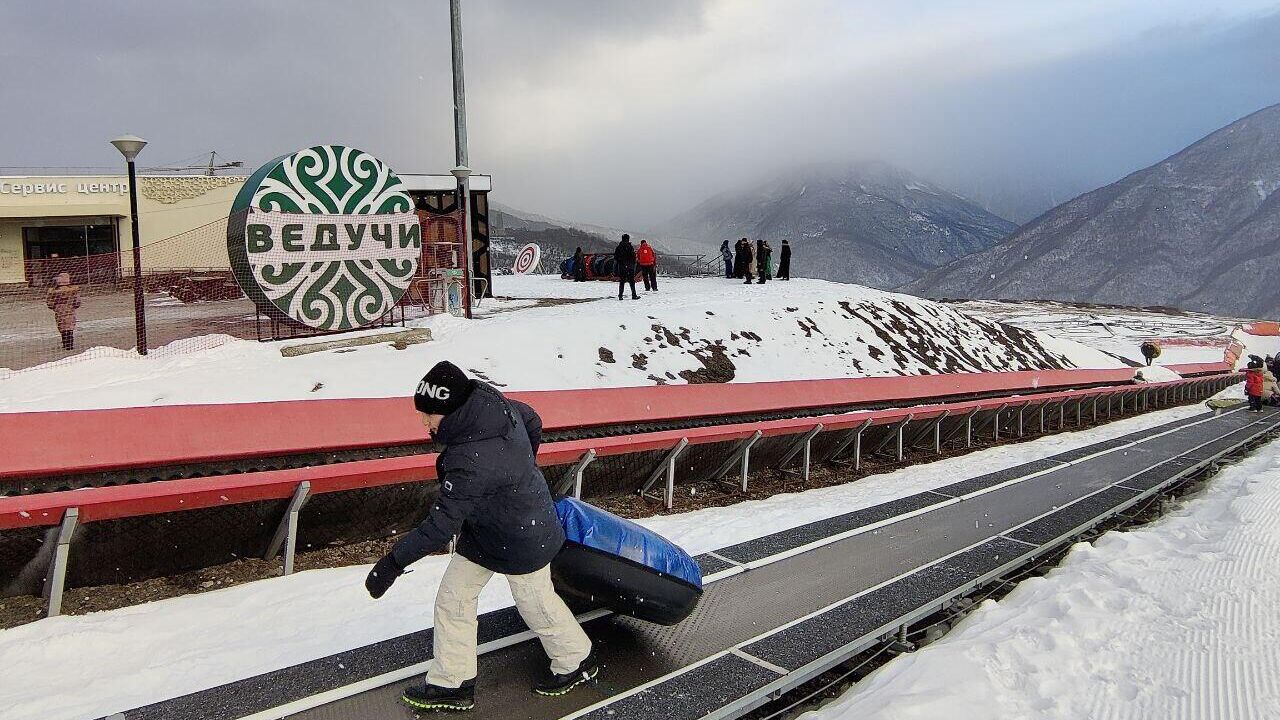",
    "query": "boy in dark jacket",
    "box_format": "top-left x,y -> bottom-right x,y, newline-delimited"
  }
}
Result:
778,240 -> 791,280
614,234 -> 639,300
366,362 -> 596,710
1246,358 -> 1266,412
